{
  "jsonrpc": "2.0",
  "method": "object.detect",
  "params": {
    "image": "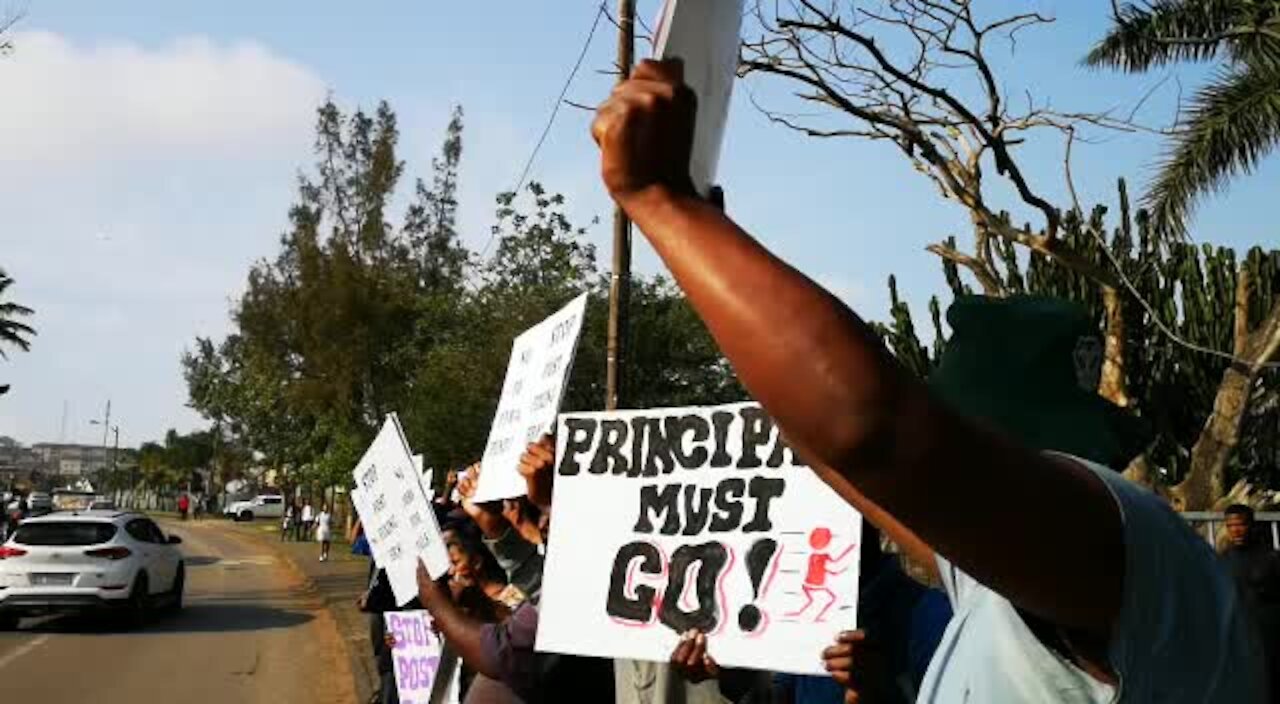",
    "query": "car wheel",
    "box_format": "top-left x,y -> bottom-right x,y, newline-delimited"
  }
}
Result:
0,613 -> 17,631
238,510 -> 253,522
125,573 -> 151,628
167,565 -> 185,613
